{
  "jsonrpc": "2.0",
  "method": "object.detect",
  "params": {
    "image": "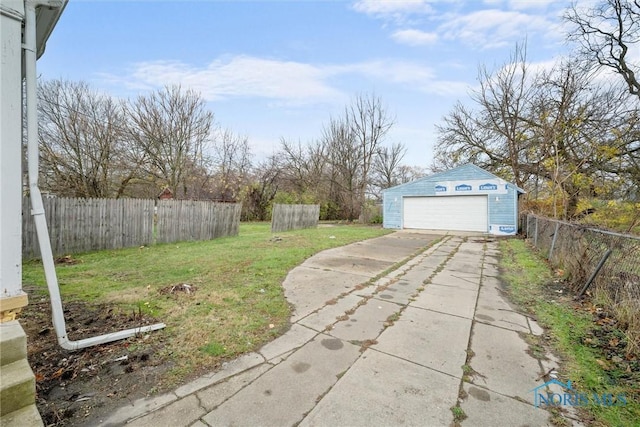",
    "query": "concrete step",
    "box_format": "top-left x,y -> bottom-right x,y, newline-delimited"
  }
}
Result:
0,359 -> 36,416
0,403 -> 43,427
0,320 -> 28,366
